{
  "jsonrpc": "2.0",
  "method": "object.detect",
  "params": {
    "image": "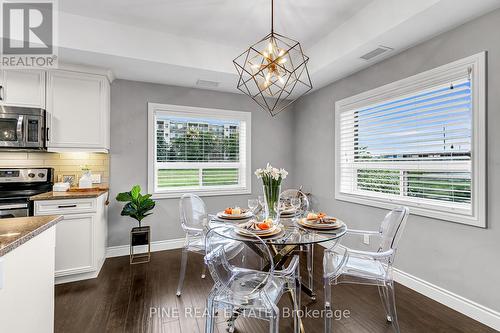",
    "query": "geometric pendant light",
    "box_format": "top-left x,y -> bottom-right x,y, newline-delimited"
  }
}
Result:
233,0 -> 313,116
